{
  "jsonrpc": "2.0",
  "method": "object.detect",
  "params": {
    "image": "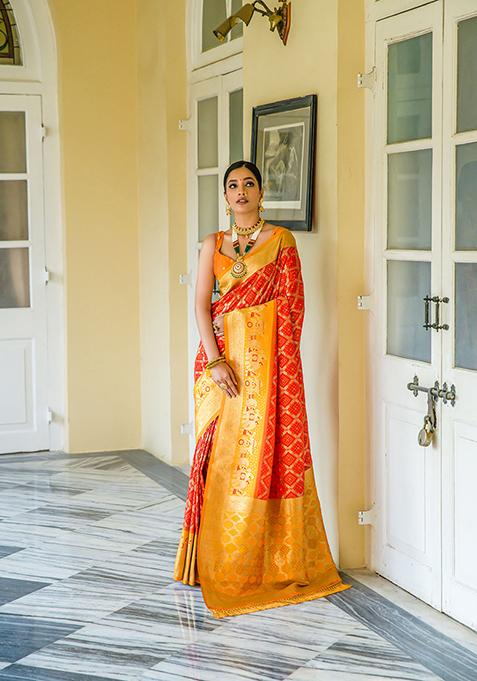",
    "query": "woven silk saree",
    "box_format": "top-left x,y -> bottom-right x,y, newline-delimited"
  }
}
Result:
173,226 -> 351,618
